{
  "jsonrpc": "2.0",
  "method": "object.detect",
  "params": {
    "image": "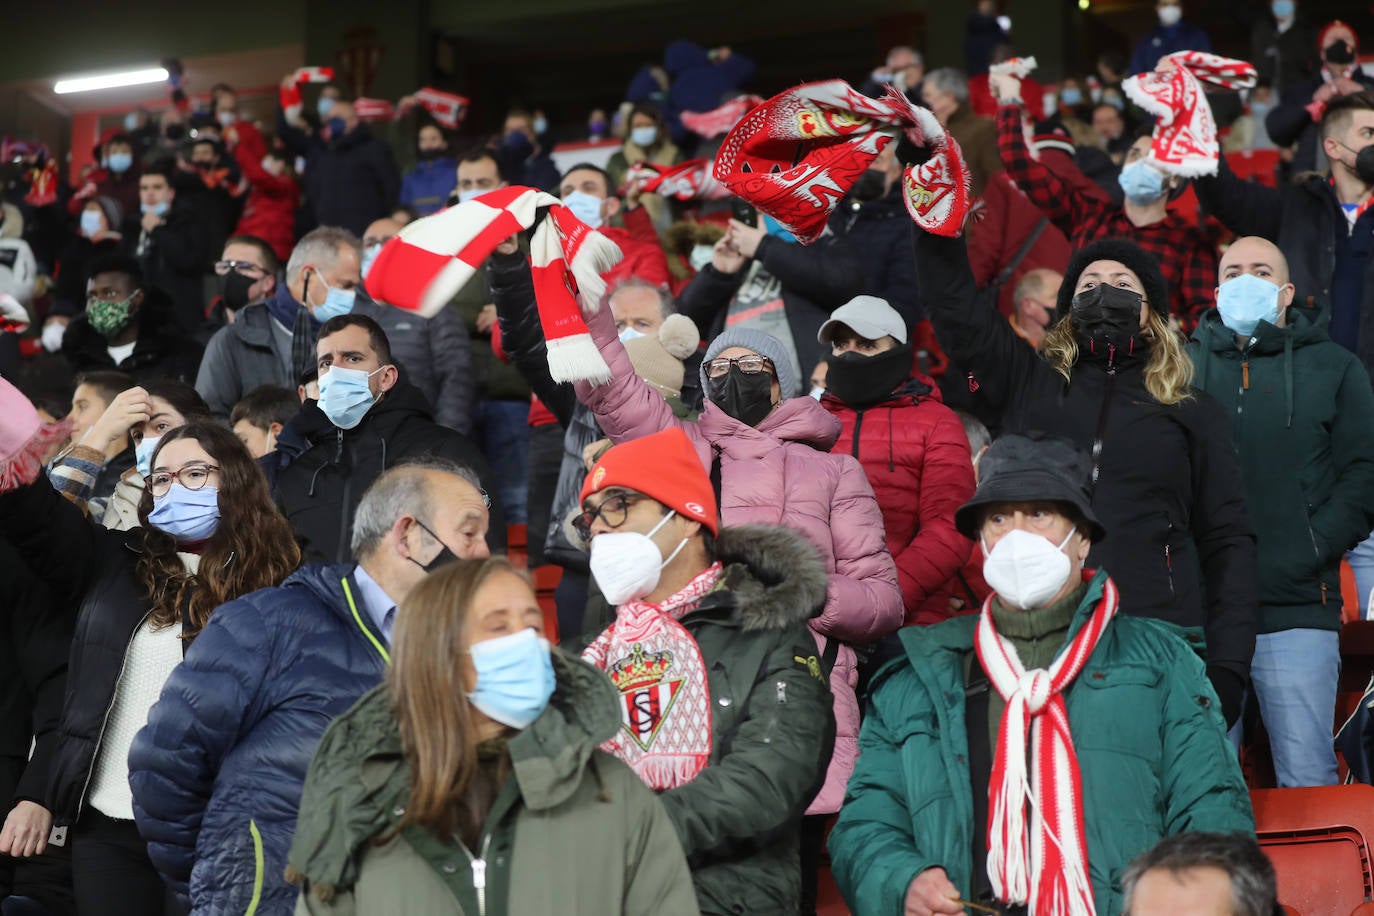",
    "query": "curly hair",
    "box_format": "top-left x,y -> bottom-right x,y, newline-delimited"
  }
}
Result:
1039,309 -> 1194,406
136,422 -> 301,637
